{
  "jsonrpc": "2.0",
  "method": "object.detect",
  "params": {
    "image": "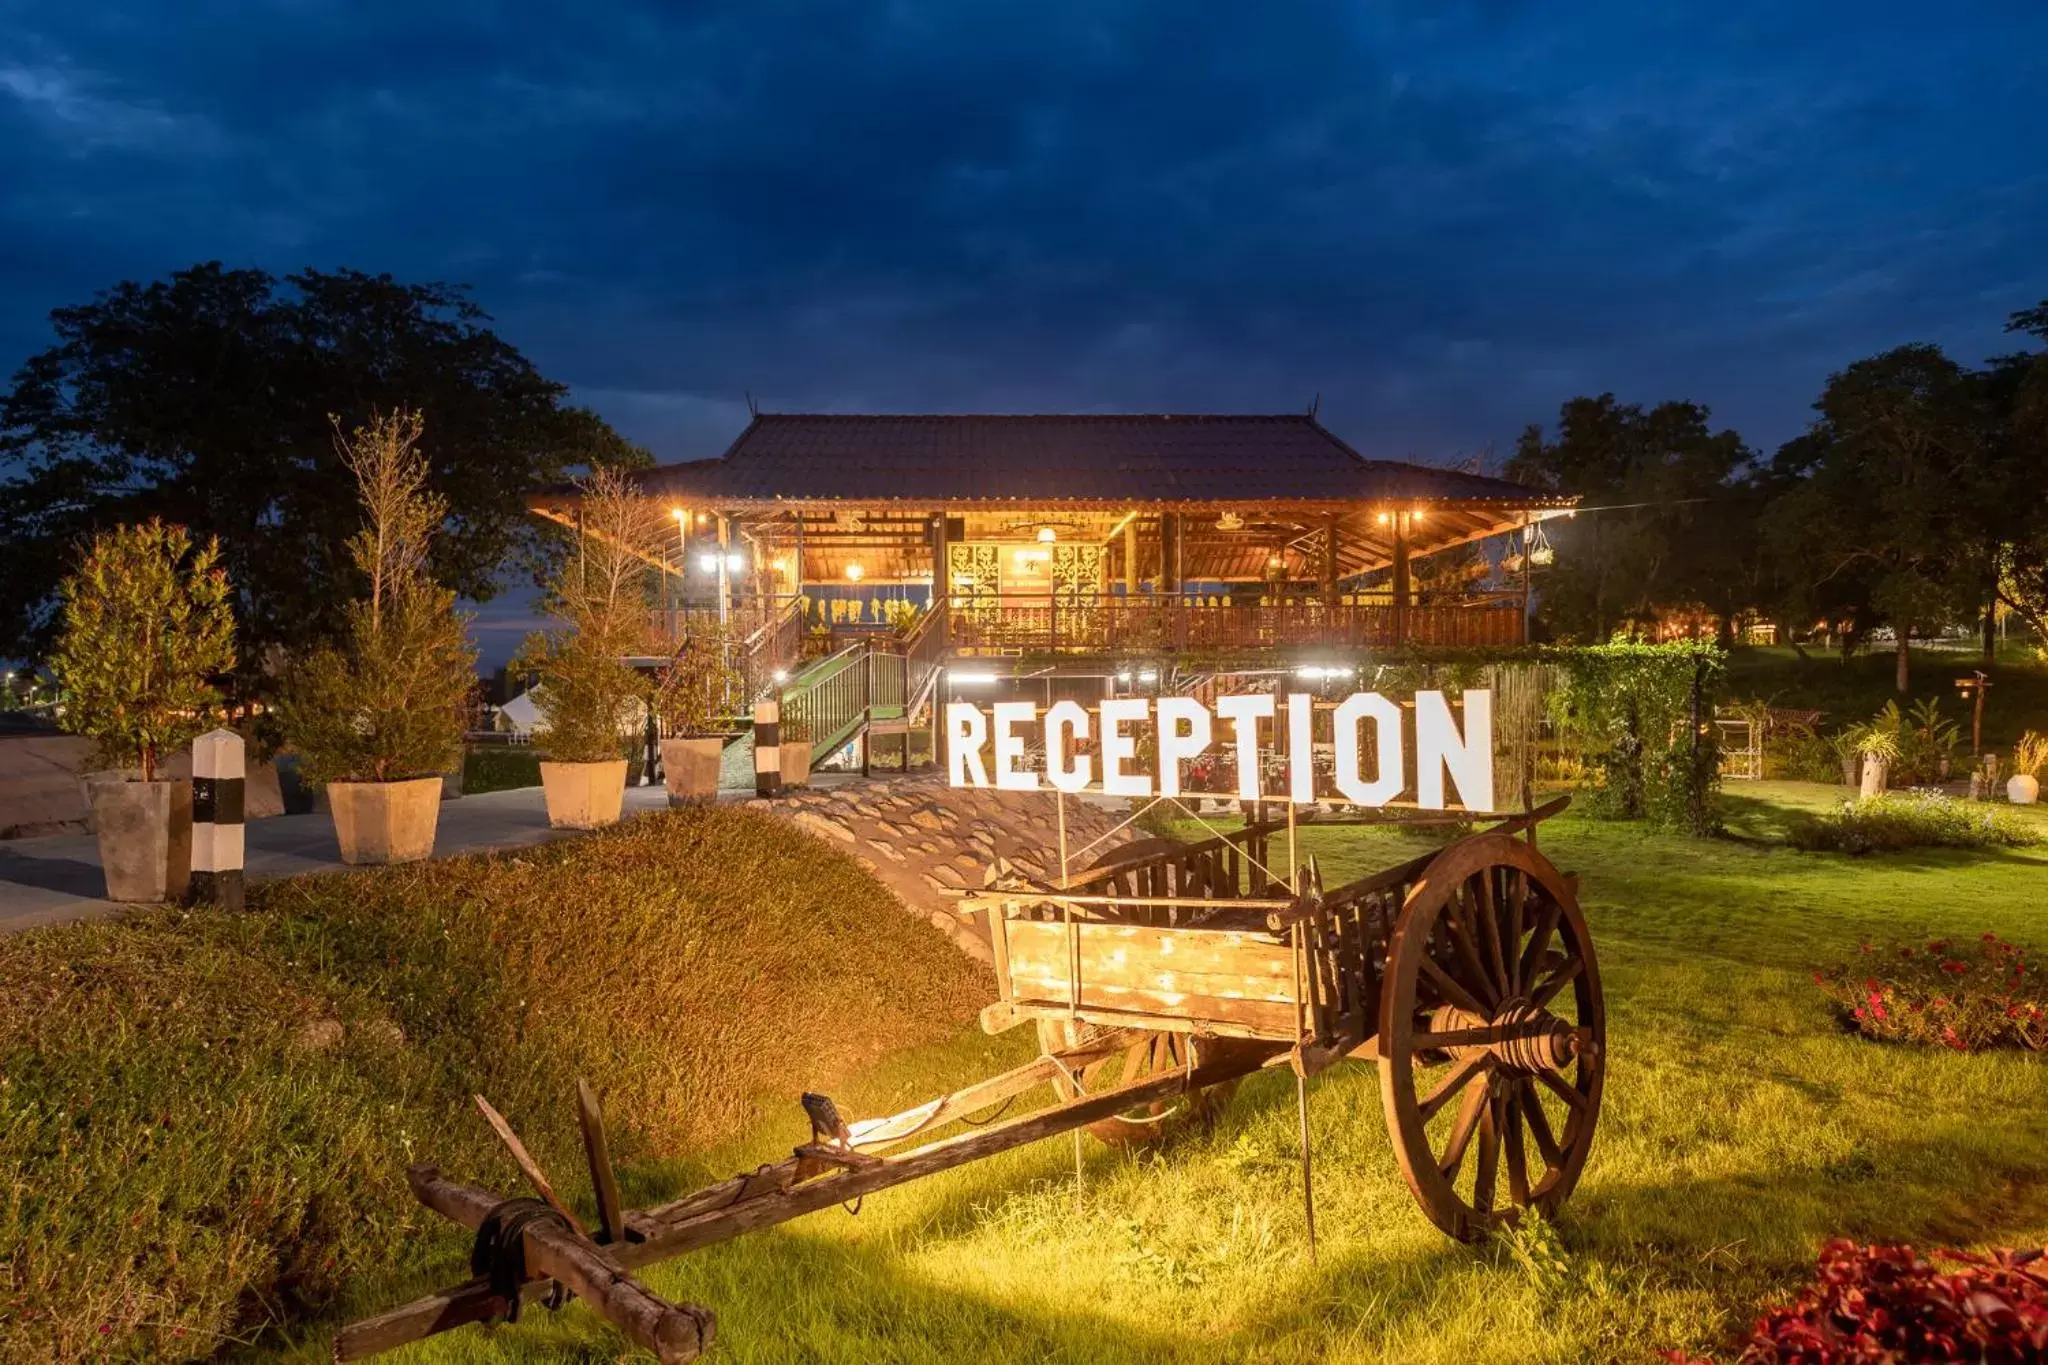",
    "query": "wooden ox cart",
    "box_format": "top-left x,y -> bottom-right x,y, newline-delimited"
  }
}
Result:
337,796 -> 1603,1363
